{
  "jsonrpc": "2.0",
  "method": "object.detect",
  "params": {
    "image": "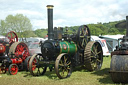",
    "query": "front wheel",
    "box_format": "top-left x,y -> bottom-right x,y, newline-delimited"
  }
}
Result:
8,64 -> 18,75
29,54 -> 47,76
55,53 -> 72,79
